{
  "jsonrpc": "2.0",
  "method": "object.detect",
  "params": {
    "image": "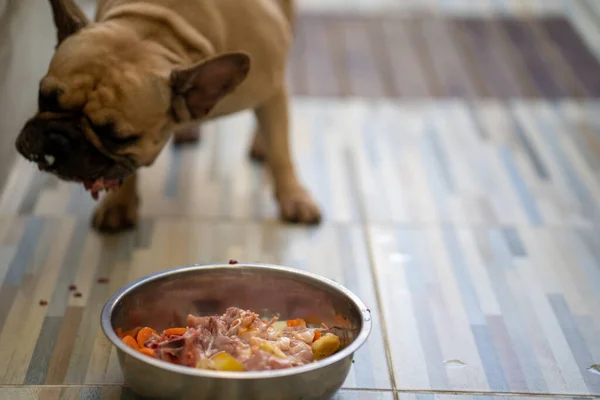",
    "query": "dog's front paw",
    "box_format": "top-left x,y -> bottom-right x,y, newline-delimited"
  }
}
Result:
277,188 -> 322,225
92,191 -> 139,234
